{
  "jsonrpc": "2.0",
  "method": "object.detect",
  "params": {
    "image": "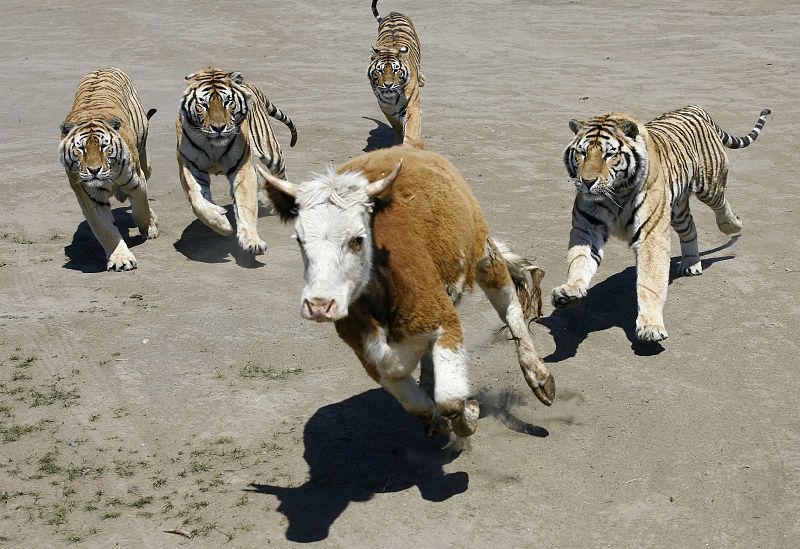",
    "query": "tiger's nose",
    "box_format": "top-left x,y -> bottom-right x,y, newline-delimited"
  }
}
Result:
87,166 -> 101,176
210,124 -> 225,134
580,176 -> 598,188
